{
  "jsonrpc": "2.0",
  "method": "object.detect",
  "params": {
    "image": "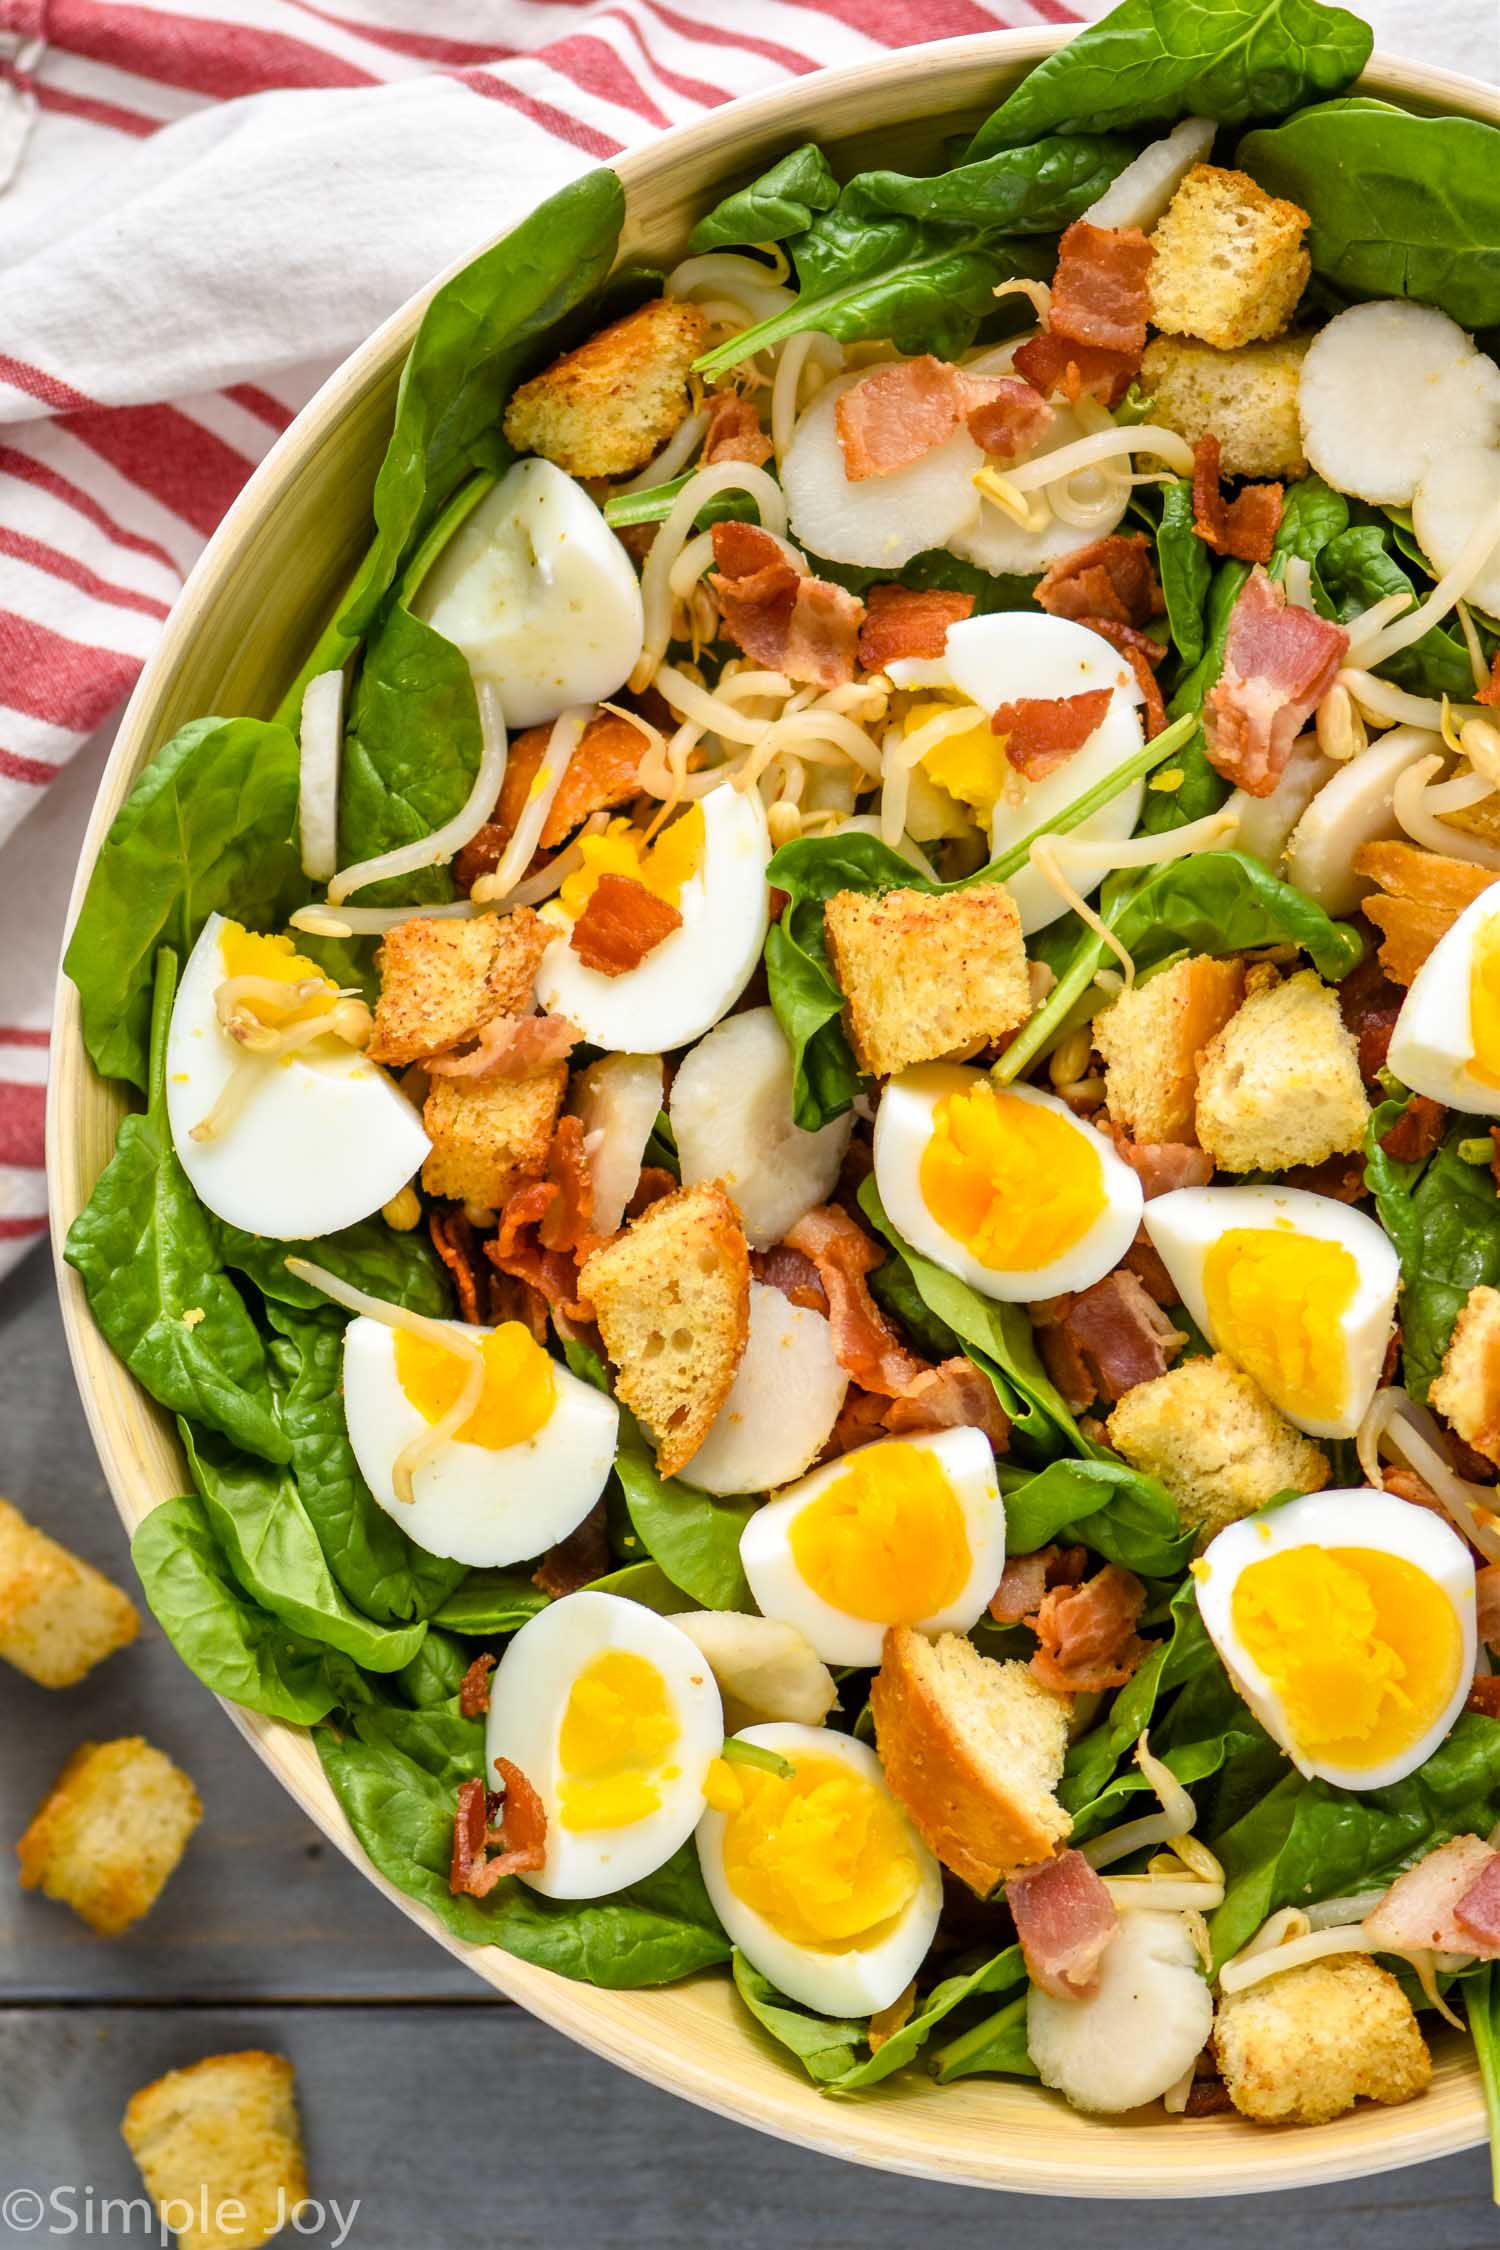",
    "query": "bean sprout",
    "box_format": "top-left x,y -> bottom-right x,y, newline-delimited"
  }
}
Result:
471,707 -> 589,904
